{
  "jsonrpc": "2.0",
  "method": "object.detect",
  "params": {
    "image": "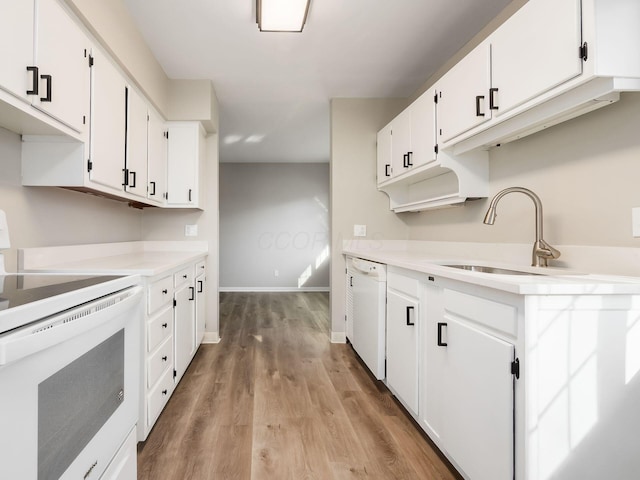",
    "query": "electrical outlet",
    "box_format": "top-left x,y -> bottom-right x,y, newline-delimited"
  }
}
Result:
353,224 -> 367,237
632,208 -> 640,237
185,224 -> 198,237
